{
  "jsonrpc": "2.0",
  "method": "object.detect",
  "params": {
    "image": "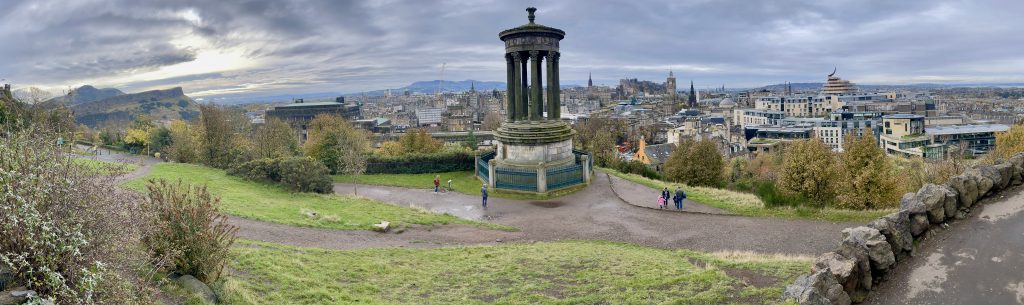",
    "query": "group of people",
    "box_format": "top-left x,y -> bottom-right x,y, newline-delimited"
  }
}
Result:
432,175 -> 489,208
658,187 -> 686,210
